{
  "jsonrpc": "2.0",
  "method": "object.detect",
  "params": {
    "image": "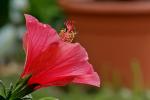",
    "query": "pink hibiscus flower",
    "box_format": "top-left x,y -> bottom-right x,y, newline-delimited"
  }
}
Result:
21,14 -> 100,90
